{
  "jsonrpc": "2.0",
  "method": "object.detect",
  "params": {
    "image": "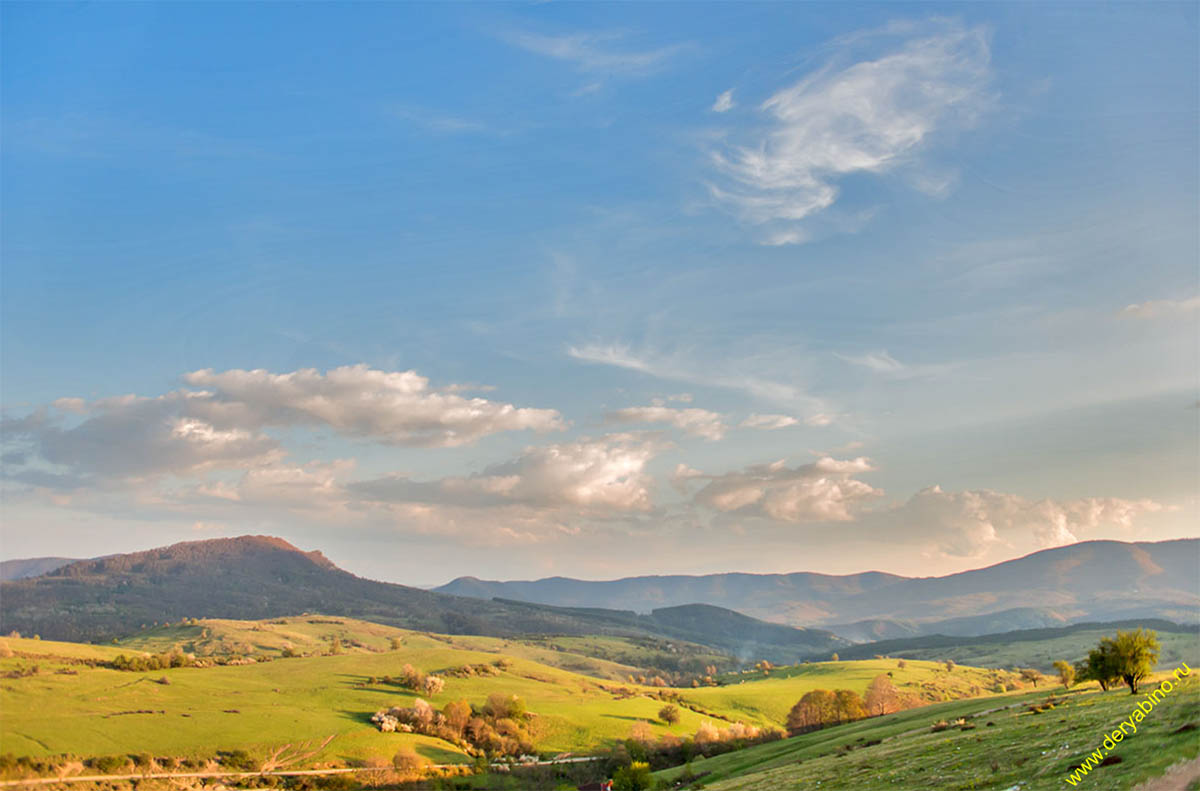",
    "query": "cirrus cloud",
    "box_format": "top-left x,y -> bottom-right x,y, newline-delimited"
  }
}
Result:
709,19 -> 991,243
